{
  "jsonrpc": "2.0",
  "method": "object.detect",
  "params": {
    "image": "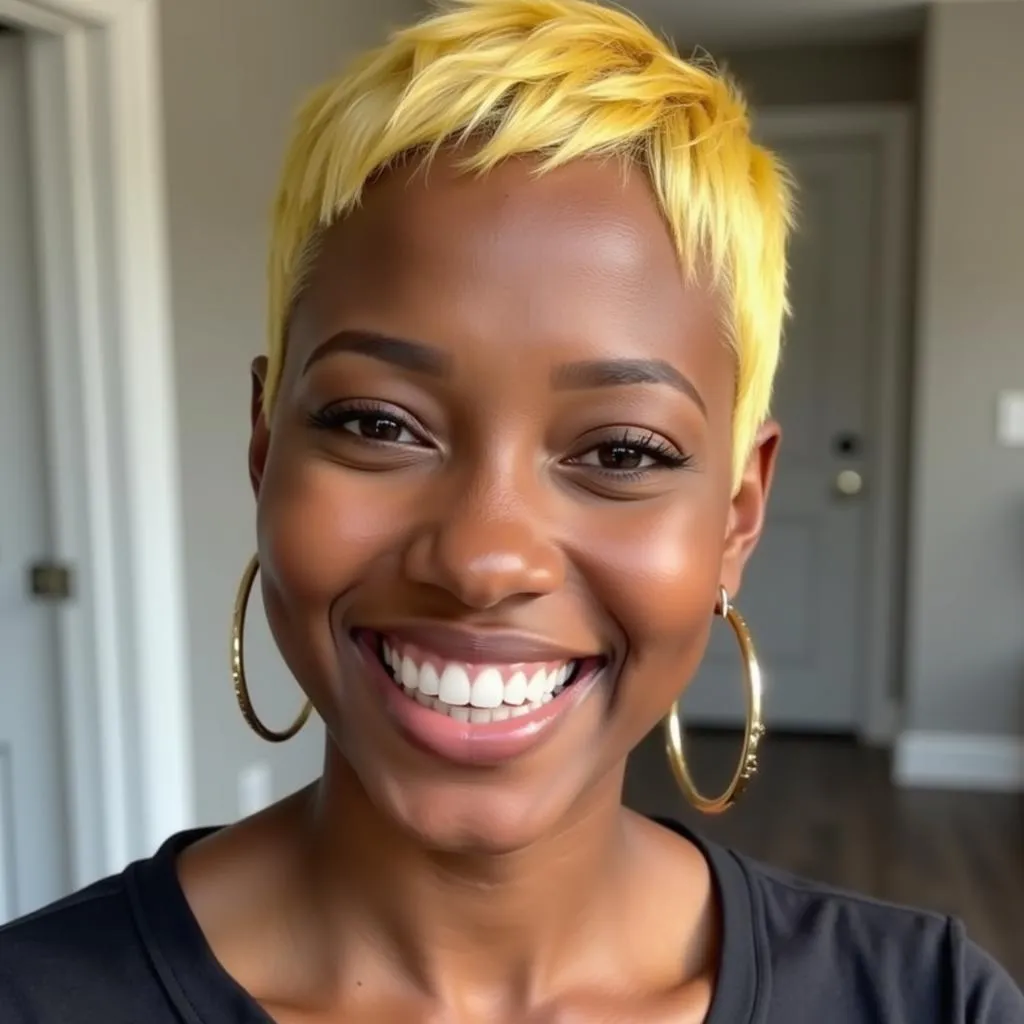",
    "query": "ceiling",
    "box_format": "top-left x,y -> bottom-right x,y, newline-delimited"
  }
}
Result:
3,1 -> 1015,48
627,0 -> 1016,48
